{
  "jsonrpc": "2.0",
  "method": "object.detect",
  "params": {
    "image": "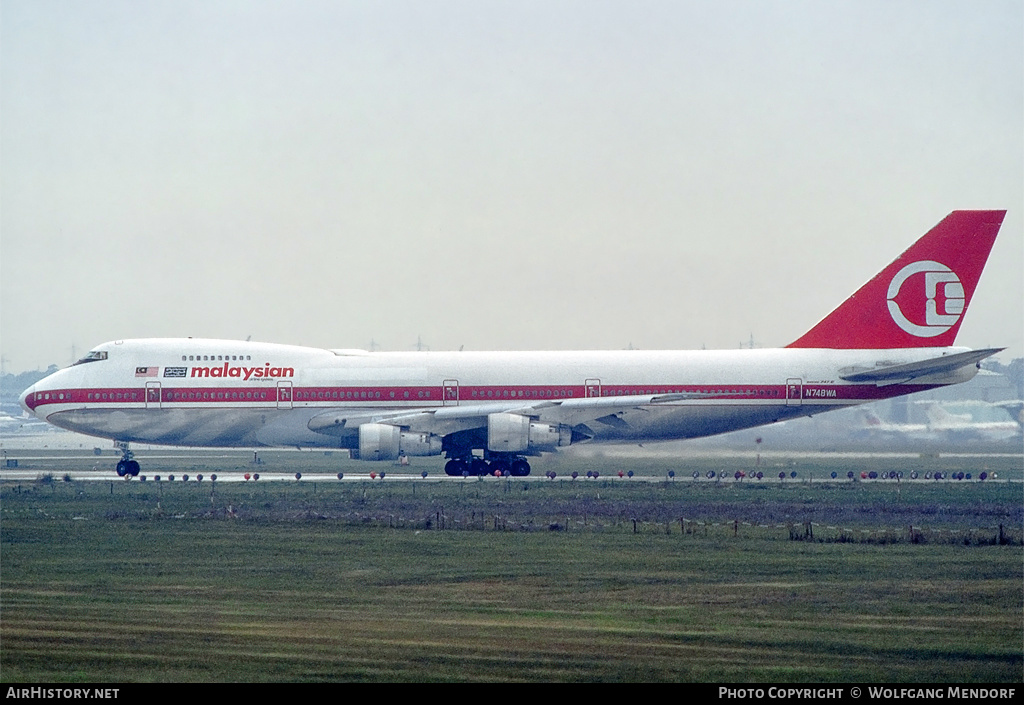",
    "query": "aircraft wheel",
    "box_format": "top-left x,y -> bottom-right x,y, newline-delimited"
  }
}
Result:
116,461 -> 128,477
445,459 -> 467,477
470,458 -> 489,476
127,460 -> 141,476
511,459 -> 531,477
